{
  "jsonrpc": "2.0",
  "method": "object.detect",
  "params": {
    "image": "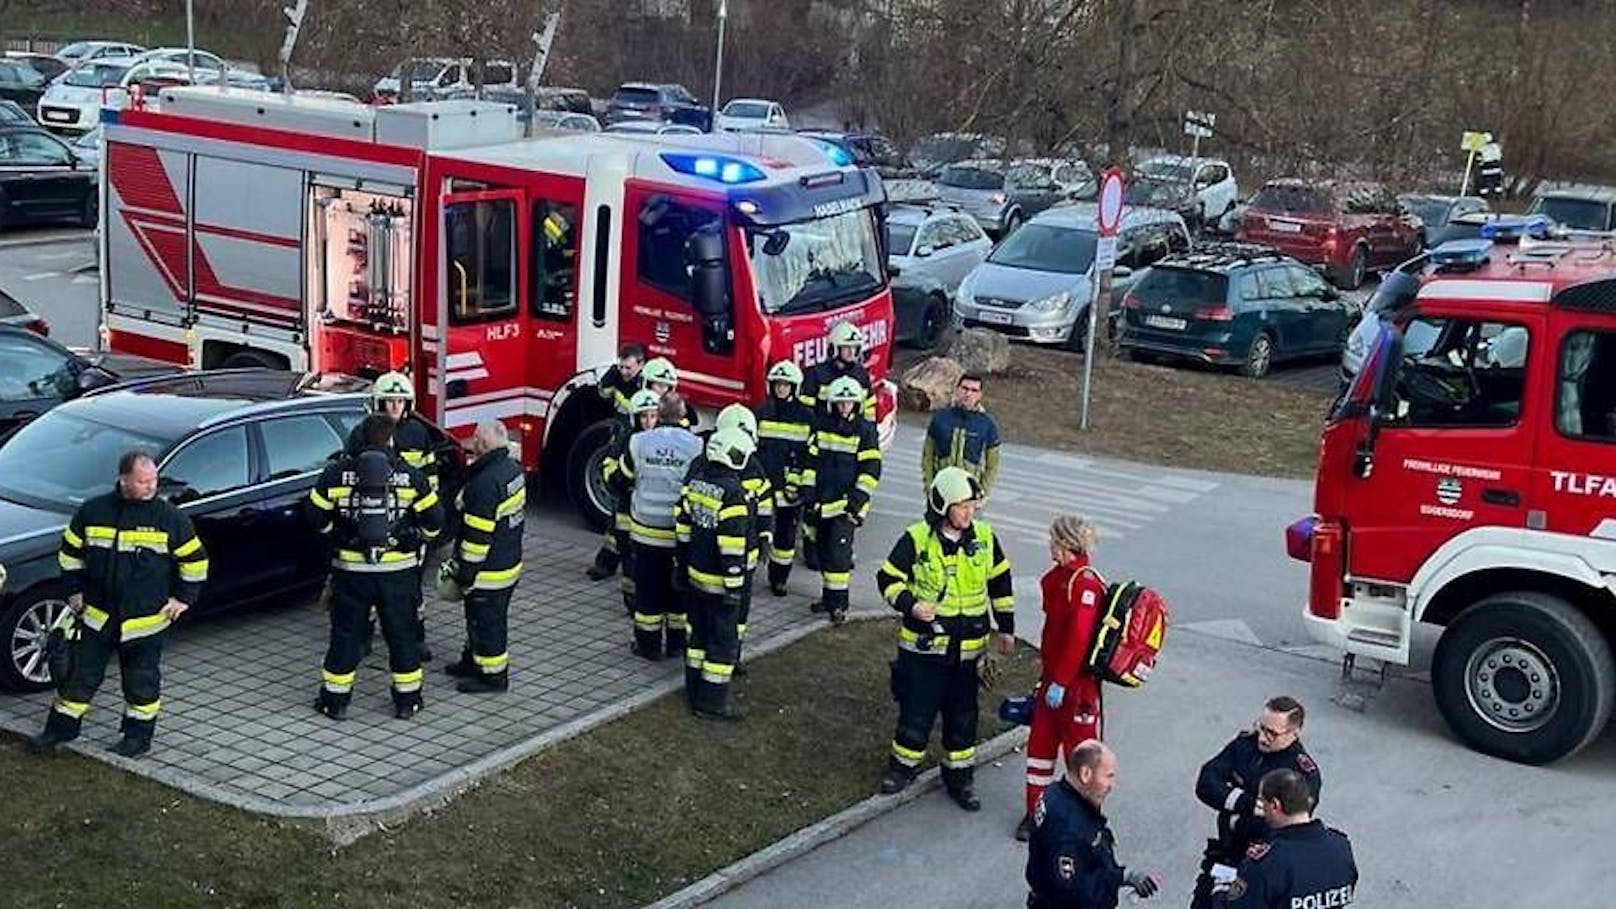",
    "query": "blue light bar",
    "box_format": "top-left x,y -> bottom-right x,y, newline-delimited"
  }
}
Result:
805,137 -> 855,167
660,152 -> 766,185
1429,238 -> 1493,269
1479,214 -> 1551,241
